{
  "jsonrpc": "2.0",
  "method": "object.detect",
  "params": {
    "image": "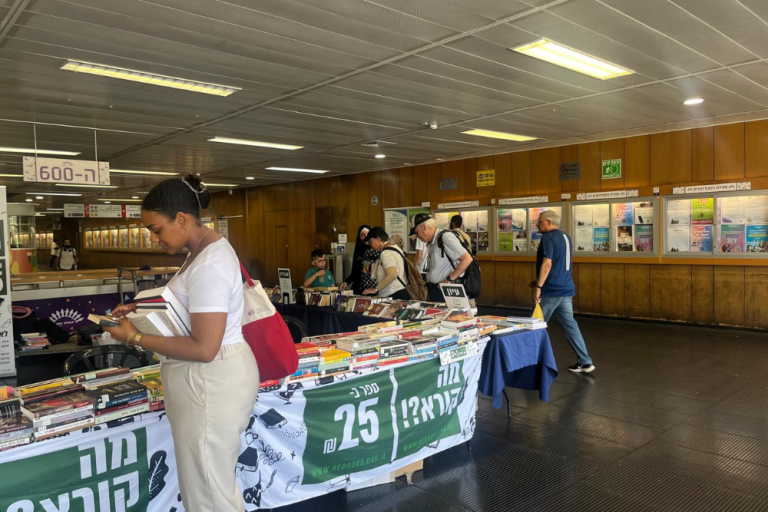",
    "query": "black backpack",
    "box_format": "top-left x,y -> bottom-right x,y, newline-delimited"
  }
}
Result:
436,231 -> 482,299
